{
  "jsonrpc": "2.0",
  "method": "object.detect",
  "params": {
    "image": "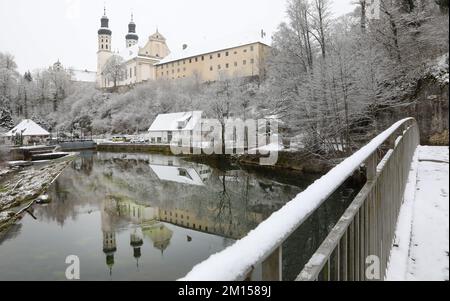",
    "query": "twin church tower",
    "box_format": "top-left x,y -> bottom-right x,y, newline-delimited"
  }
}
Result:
96,8 -> 170,88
